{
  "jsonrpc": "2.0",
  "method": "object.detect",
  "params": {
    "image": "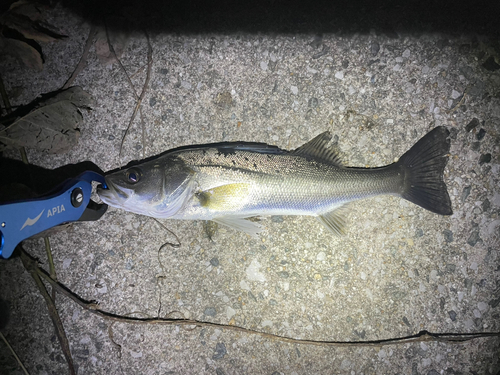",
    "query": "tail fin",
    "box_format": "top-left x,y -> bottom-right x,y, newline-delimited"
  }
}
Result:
397,127 -> 453,215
